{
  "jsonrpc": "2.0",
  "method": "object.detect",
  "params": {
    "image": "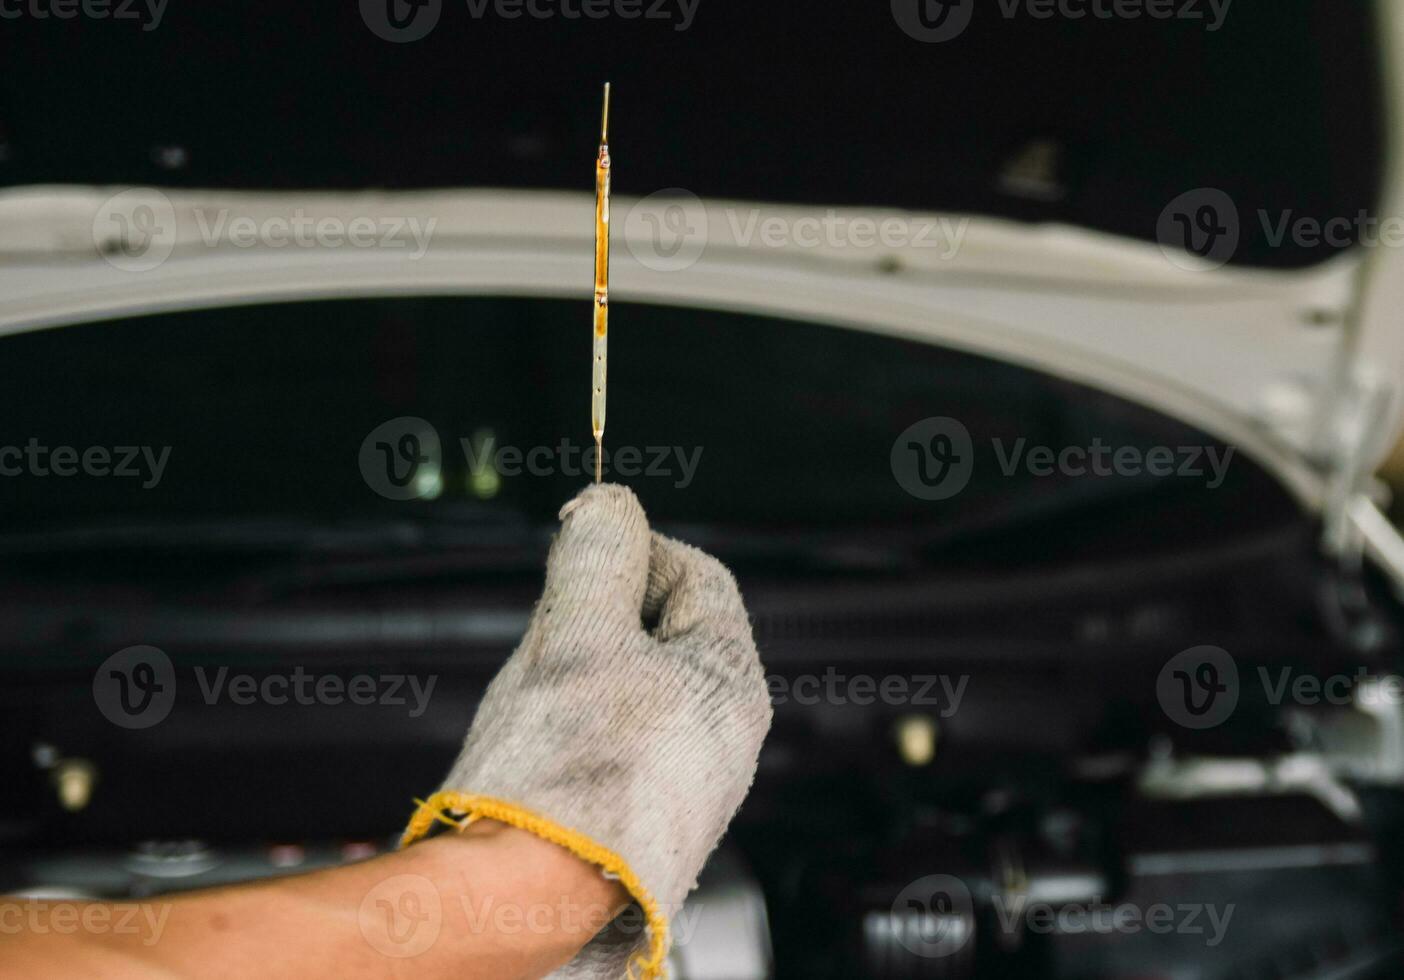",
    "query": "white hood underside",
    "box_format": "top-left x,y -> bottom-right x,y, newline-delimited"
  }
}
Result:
0,182 -> 1399,514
